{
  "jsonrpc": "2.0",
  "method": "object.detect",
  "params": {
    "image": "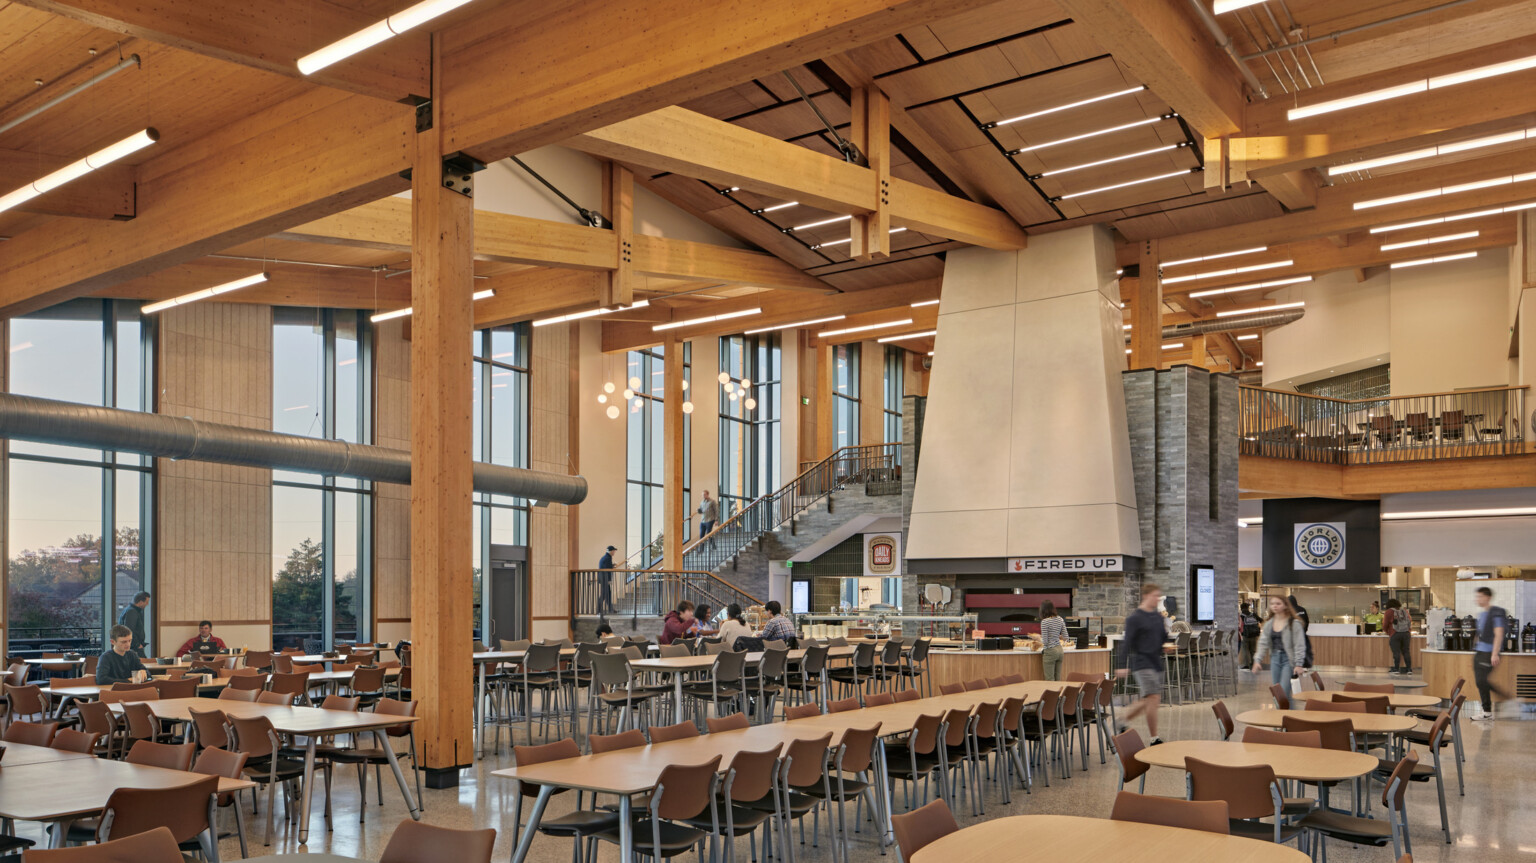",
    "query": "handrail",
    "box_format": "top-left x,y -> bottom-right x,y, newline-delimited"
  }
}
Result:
1241,383 -> 1529,403
570,568 -> 764,622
